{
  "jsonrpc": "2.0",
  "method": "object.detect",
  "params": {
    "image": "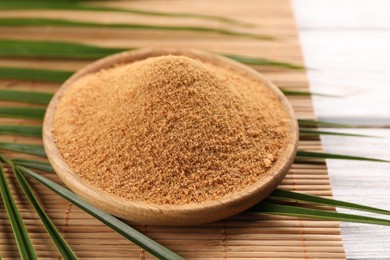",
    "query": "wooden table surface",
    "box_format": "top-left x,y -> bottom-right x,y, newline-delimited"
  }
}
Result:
293,0 -> 390,258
